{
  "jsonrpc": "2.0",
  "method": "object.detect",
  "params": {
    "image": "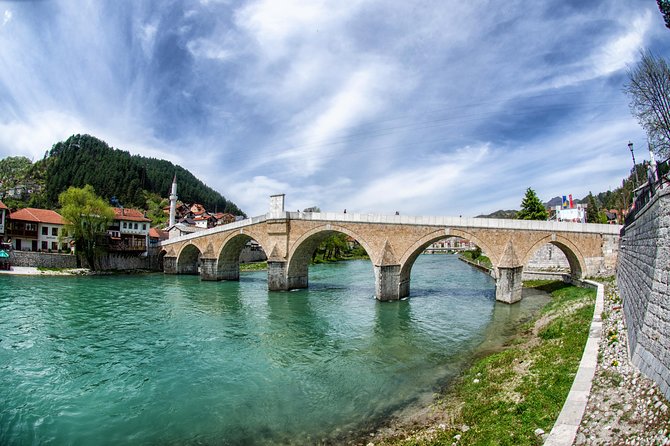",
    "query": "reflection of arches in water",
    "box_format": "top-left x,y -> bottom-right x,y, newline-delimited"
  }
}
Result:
177,244 -> 202,275
264,292 -> 332,367
286,227 -> 373,289
399,231 -> 494,298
